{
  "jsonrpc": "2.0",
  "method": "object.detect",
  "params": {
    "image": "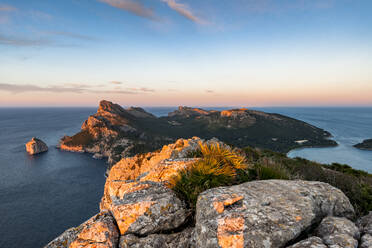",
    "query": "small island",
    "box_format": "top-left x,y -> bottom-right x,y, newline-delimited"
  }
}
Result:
26,137 -> 48,155
354,139 -> 372,151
